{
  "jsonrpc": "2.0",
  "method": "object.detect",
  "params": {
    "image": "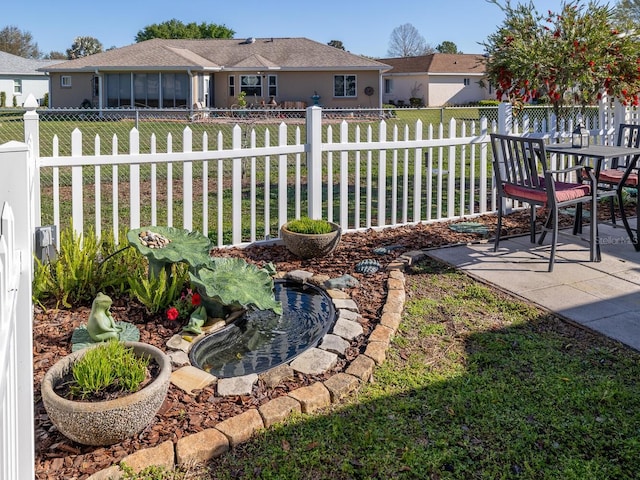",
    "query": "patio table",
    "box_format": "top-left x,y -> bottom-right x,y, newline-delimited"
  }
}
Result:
545,143 -> 640,251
